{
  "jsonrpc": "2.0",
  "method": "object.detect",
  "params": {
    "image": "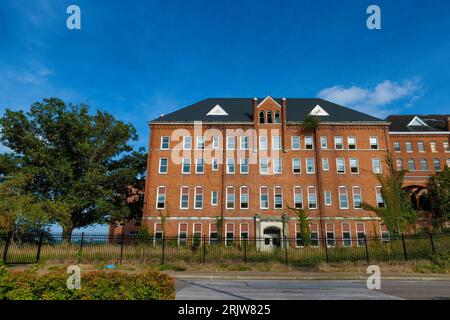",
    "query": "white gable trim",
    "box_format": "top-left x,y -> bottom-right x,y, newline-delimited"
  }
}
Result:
309,105 -> 330,116
407,116 -> 428,127
206,104 -> 228,116
256,96 -> 281,108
